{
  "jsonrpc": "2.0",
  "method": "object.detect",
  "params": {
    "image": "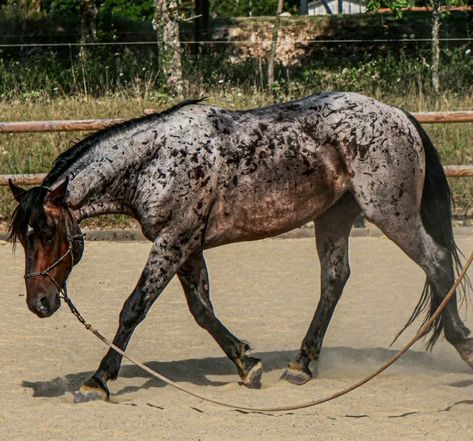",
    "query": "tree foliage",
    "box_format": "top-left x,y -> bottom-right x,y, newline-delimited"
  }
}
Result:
0,0 -> 155,20
100,0 -> 154,22
366,0 -> 469,93
0,0 -> 302,20
366,0 -> 468,12
210,0 -> 299,17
